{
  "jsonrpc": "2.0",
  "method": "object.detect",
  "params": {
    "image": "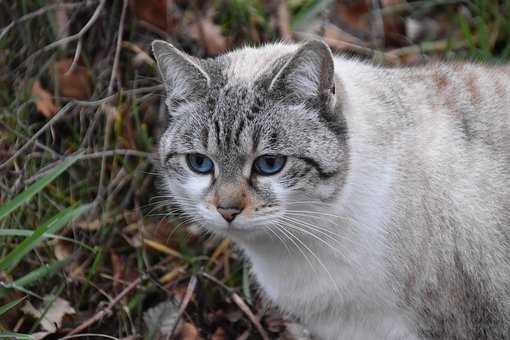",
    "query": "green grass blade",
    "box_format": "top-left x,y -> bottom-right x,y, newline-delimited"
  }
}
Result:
0,154 -> 81,221
0,204 -> 90,272
0,259 -> 70,299
0,297 -> 26,317
0,229 -> 94,252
